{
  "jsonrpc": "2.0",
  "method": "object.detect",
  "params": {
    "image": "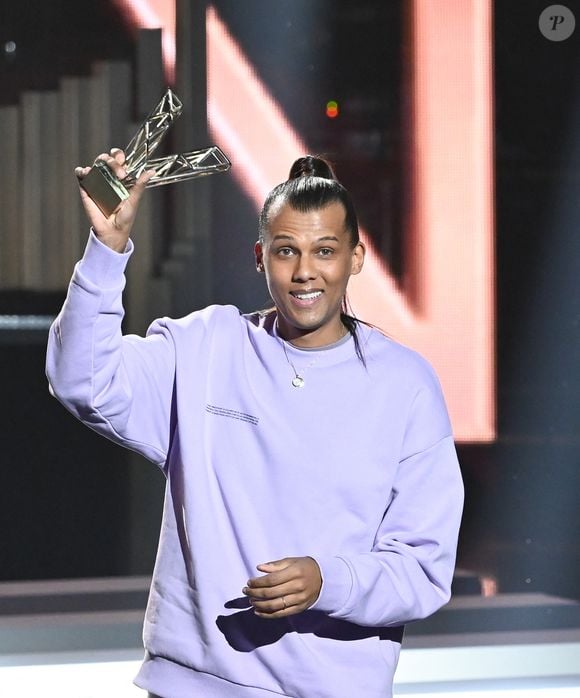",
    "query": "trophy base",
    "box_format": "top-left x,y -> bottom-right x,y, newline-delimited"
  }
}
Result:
80,160 -> 130,217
